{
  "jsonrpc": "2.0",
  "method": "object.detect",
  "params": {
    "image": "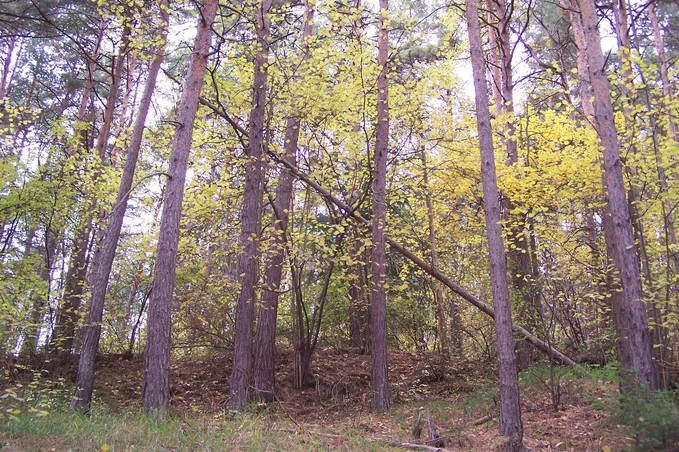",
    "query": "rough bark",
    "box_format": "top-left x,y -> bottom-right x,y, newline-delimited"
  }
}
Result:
251,0 -> 314,404
648,0 -> 679,276
142,0 -> 217,414
465,0 -> 523,447
49,22 -> 120,358
370,0 -> 390,414
228,0 -> 272,412
575,0 -> 657,391
70,2 -> 169,413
